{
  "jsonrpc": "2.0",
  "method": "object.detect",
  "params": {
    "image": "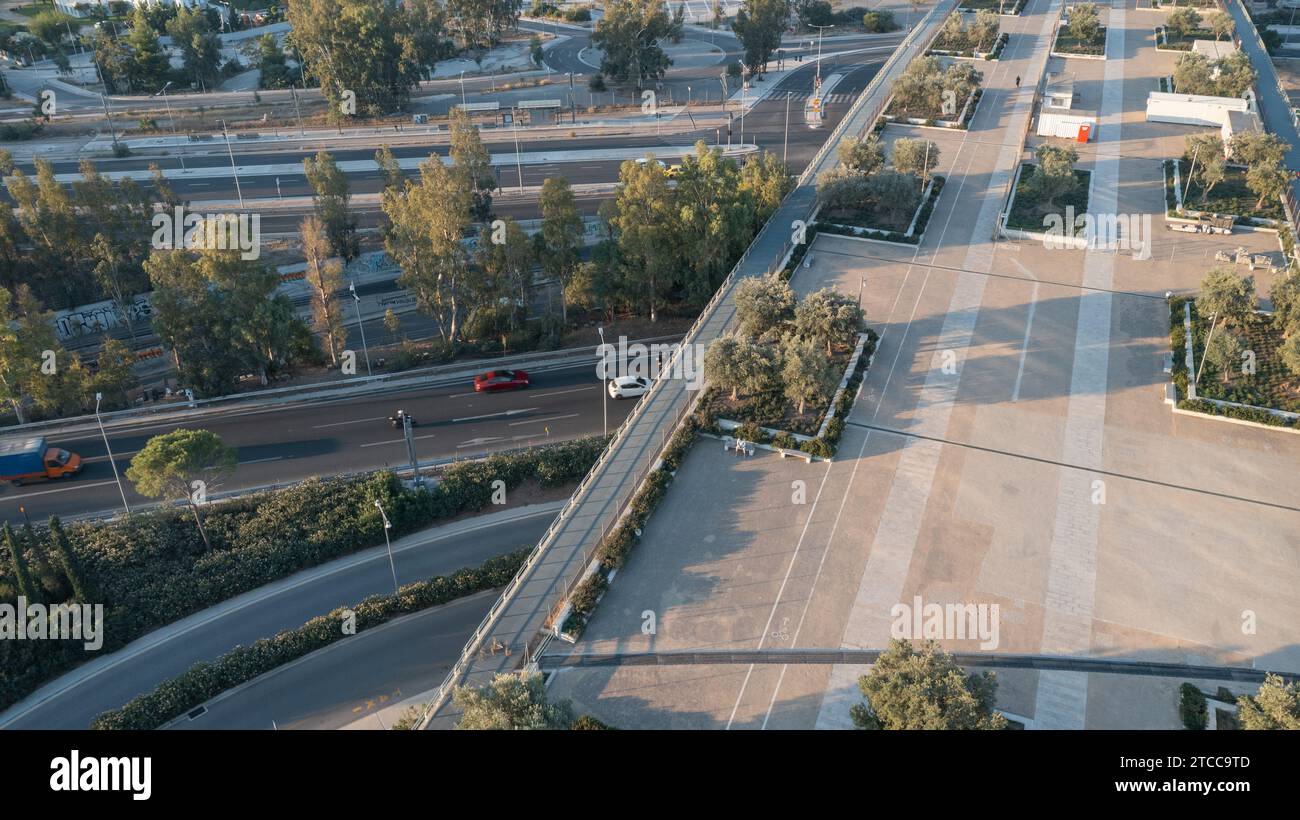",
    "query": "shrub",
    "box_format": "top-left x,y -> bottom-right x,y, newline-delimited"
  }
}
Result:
0,437 -> 607,712
771,431 -> 798,449
1180,683 -> 1208,730
569,572 -> 608,615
